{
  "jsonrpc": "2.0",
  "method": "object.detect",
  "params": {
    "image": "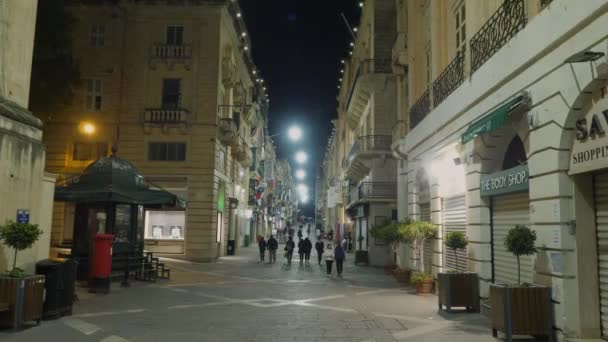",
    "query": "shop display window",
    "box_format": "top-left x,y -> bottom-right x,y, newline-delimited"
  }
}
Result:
145,210 -> 185,240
